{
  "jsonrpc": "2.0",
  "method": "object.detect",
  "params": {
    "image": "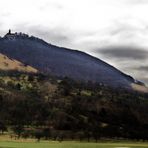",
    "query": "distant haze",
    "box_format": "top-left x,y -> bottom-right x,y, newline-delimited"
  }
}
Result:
0,0 -> 148,84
